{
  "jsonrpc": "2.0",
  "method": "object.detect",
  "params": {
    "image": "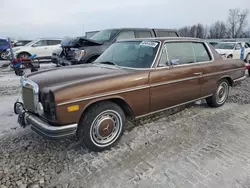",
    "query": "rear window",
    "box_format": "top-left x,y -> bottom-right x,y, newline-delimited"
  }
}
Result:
48,40 -> 61,45
192,42 -> 211,62
157,31 -> 178,37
